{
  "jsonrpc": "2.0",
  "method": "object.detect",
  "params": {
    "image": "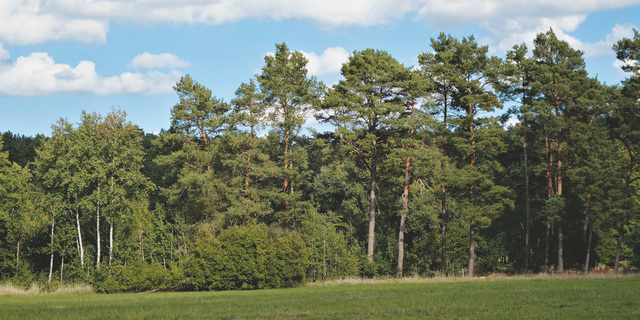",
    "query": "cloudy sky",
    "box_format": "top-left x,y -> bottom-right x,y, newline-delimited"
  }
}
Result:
1,0 -> 639,136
